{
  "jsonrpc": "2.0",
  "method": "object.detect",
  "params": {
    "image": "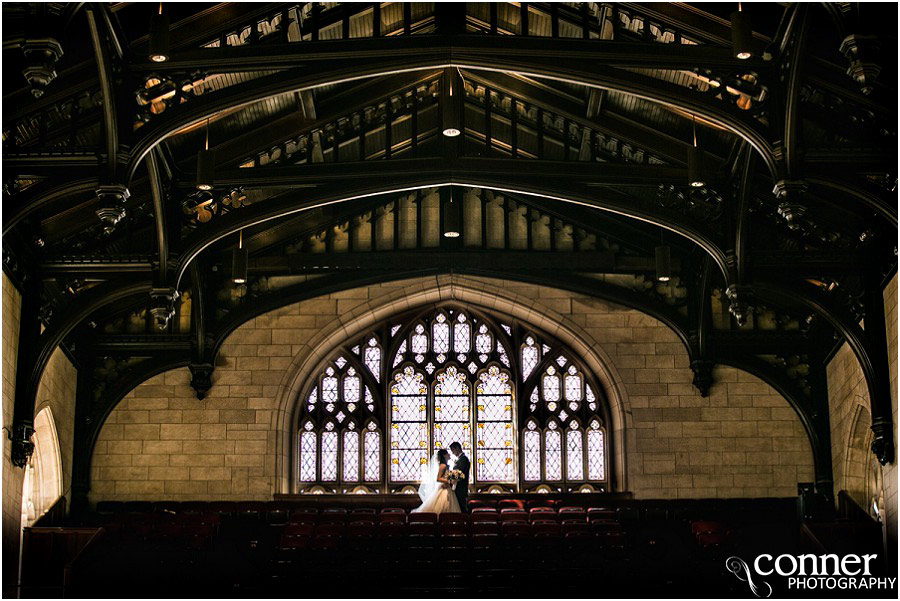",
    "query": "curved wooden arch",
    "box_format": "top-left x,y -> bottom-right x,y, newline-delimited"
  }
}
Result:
124,43 -> 777,182
172,176 -> 732,295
